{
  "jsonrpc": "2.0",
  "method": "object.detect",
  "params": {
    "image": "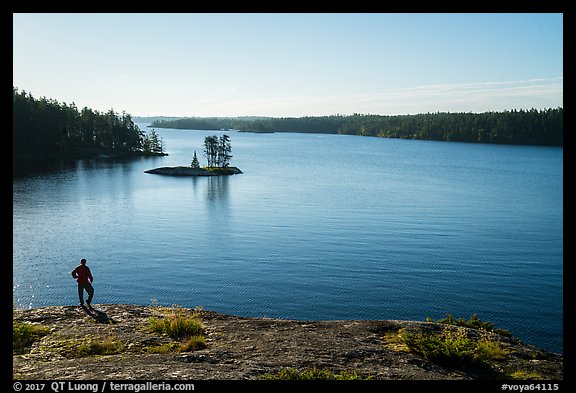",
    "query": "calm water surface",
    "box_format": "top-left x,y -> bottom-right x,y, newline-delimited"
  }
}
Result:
13,125 -> 563,353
